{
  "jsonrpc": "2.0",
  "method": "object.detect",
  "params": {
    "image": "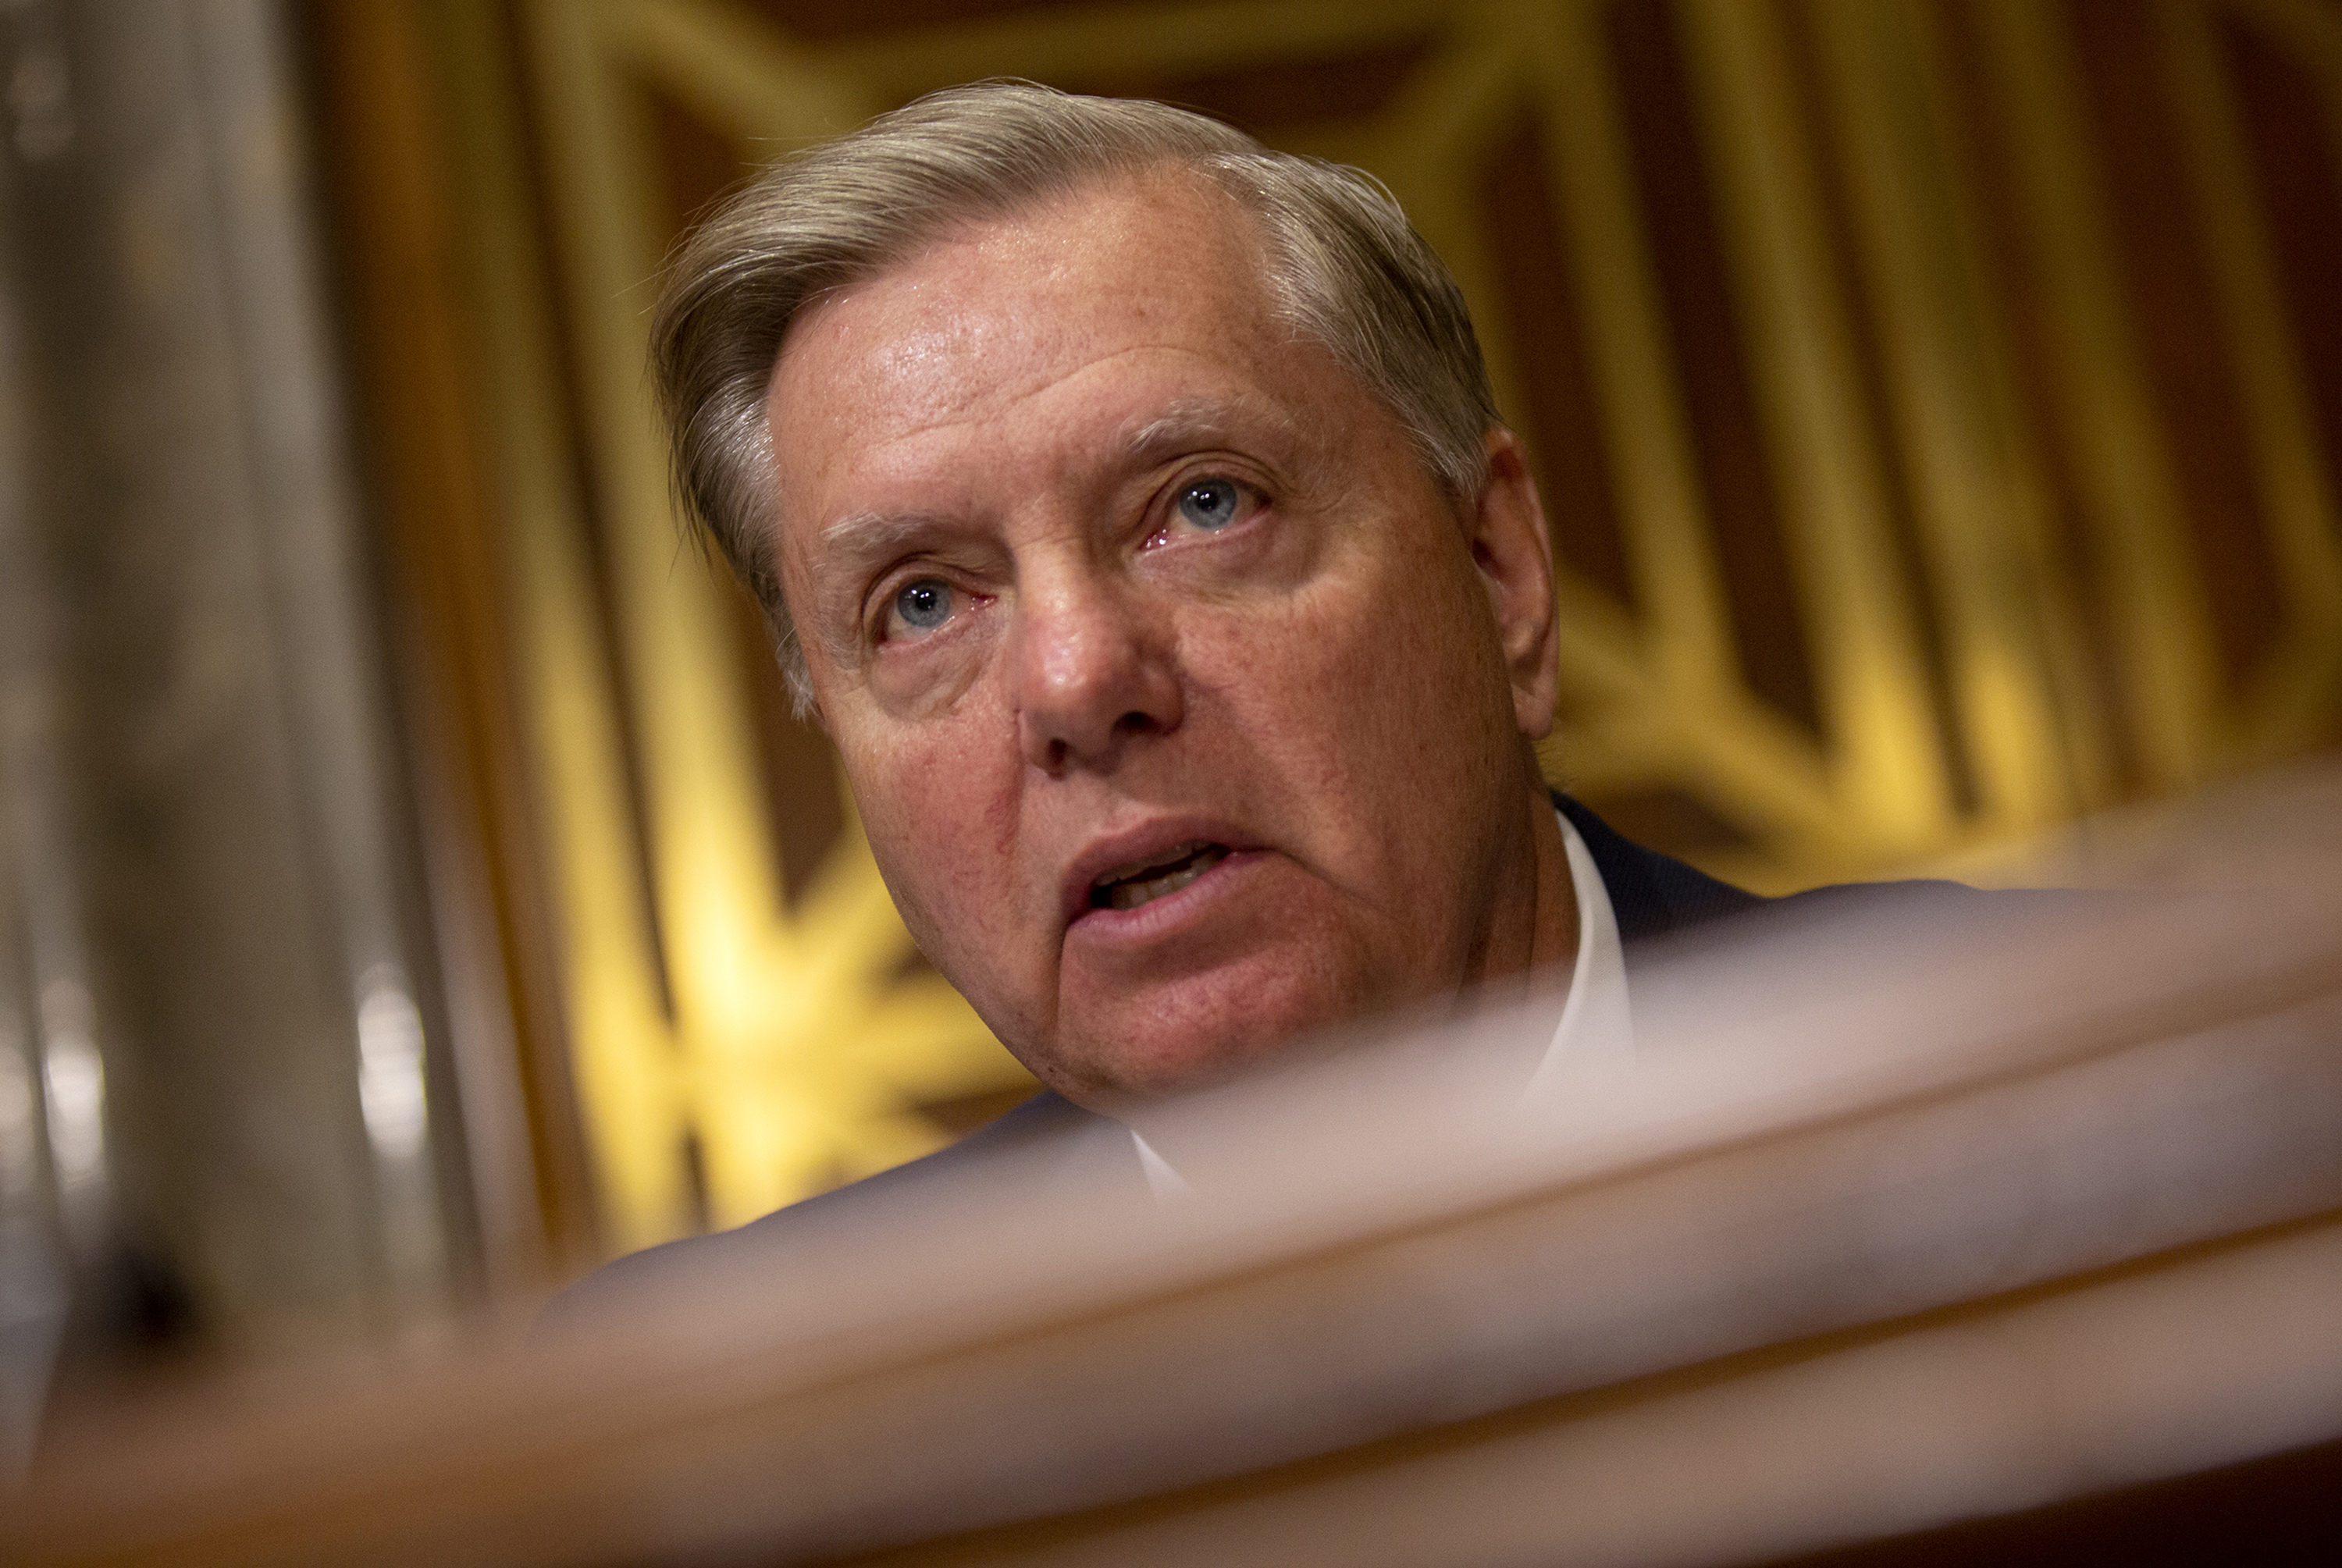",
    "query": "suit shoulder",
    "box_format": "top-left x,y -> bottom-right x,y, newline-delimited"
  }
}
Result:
538,1091 -> 1113,1334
